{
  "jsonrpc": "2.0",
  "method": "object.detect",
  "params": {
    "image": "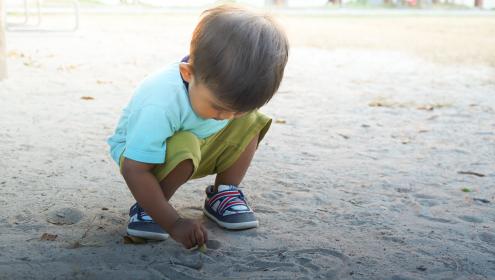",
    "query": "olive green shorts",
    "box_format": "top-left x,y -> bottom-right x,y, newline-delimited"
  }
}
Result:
120,111 -> 271,182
